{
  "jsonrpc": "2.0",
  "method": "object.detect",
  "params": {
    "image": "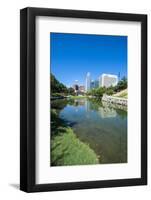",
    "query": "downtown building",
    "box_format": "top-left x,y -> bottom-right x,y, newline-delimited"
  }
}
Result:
72,84 -> 85,95
99,74 -> 118,88
91,80 -> 99,89
79,85 -> 85,93
85,72 -> 91,92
